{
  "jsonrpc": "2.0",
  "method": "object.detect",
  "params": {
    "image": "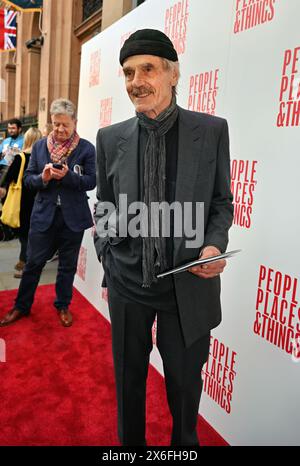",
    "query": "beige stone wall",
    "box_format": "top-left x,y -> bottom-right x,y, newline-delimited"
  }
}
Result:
102,0 -> 132,31
37,0 -> 82,128
0,0 -> 135,129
